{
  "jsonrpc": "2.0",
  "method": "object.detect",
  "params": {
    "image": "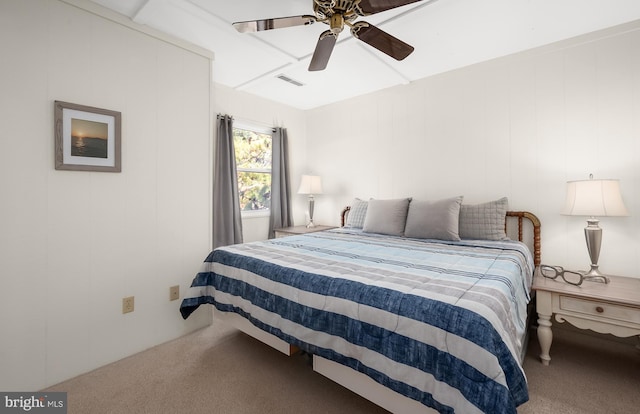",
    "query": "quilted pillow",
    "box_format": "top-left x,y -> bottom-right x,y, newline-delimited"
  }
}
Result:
362,198 -> 411,237
345,198 -> 368,229
459,197 -> 509,240
404,196 -> 463,241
